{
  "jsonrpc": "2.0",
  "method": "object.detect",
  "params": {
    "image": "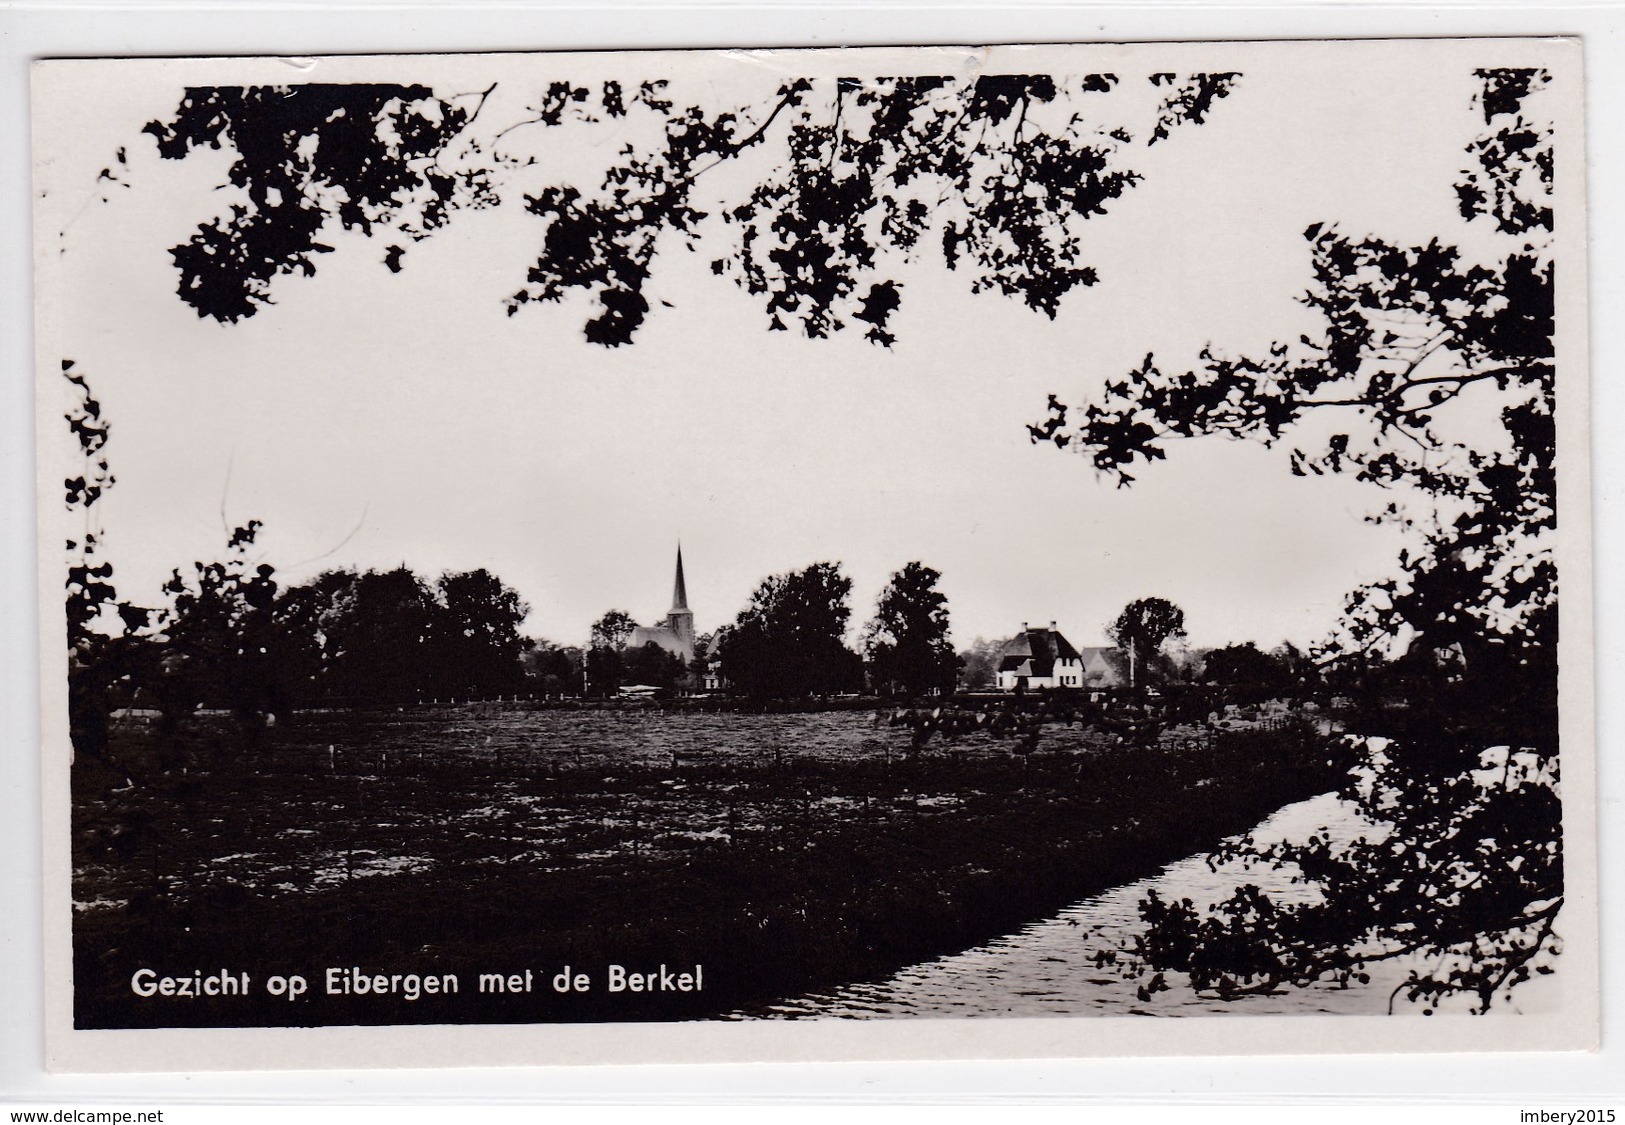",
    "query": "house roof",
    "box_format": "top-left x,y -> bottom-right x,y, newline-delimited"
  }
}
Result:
998,626 -> 1081,679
